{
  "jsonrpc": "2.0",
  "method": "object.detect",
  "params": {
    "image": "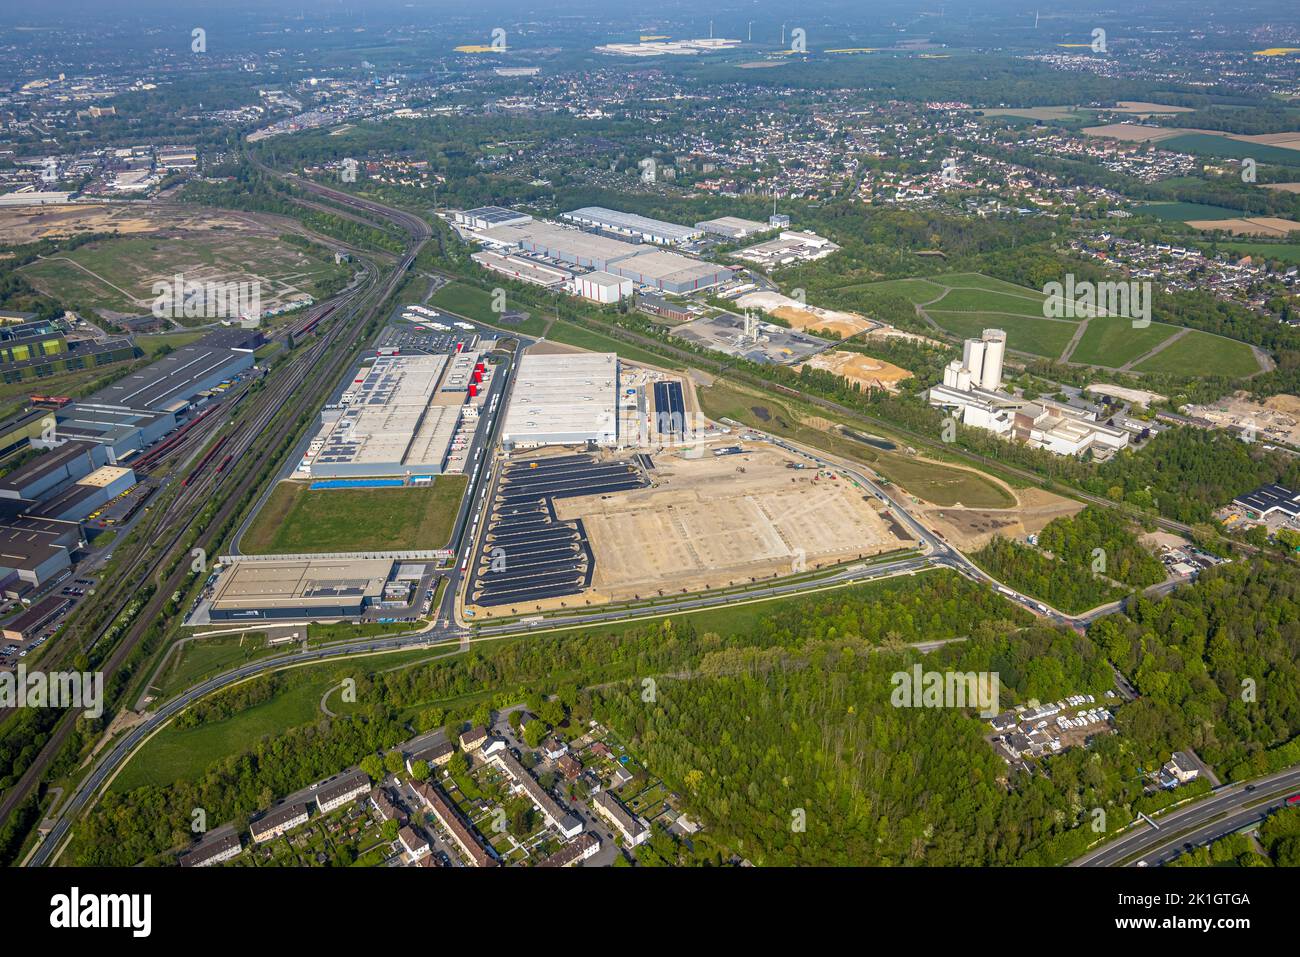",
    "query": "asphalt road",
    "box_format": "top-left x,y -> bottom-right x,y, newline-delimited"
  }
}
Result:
1073,765 -> 1300,867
